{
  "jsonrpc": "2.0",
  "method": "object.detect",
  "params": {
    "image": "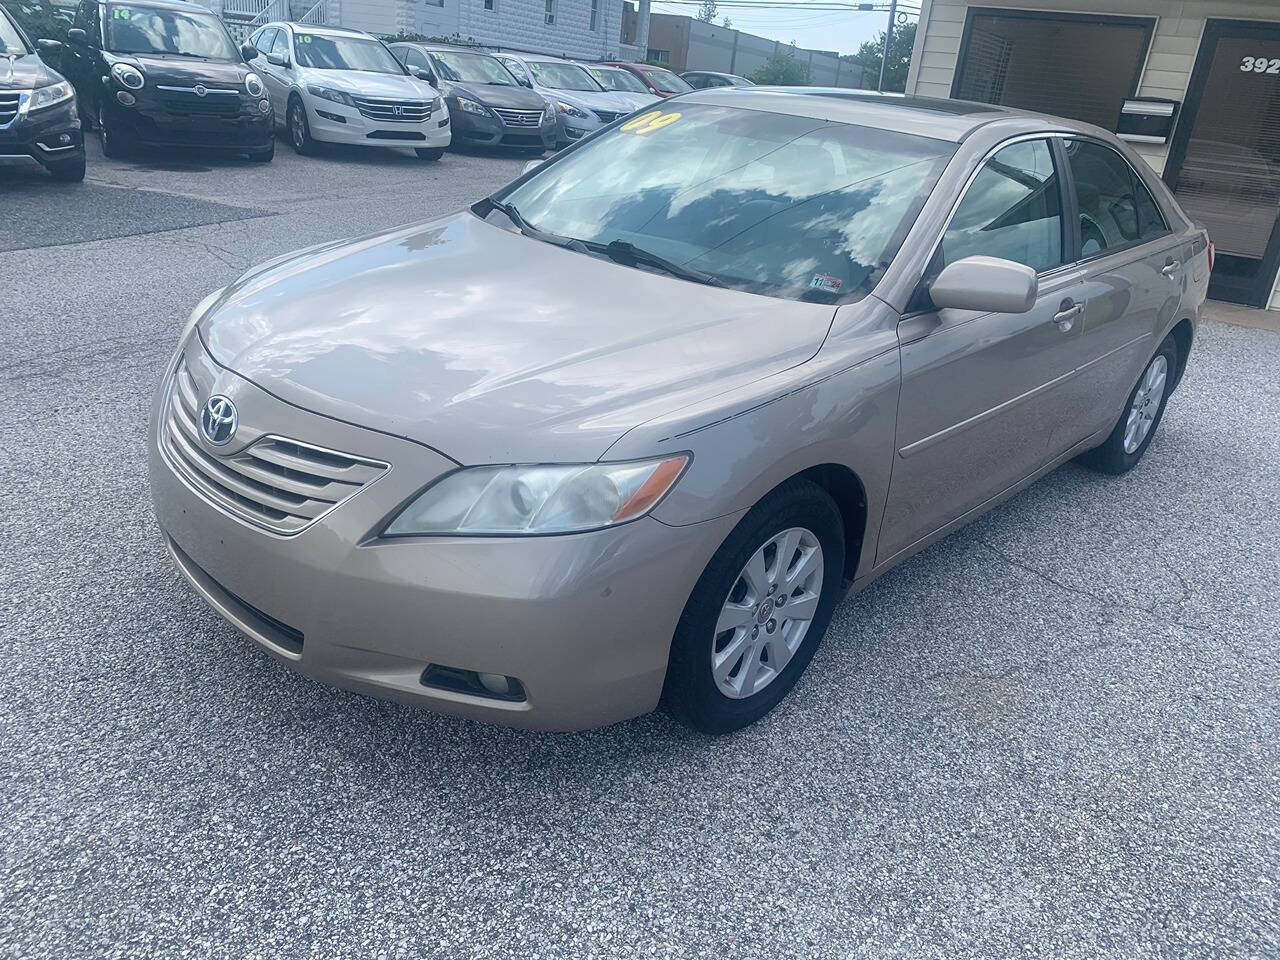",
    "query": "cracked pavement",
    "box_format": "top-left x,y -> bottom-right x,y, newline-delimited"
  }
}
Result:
2,138 -> 1278,959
